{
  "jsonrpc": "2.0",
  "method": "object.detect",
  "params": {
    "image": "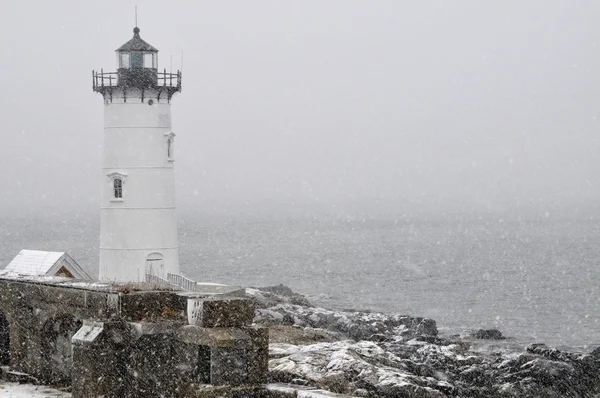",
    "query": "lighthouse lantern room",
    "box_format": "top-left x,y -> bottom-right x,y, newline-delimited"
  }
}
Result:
93,27 -> 182,283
